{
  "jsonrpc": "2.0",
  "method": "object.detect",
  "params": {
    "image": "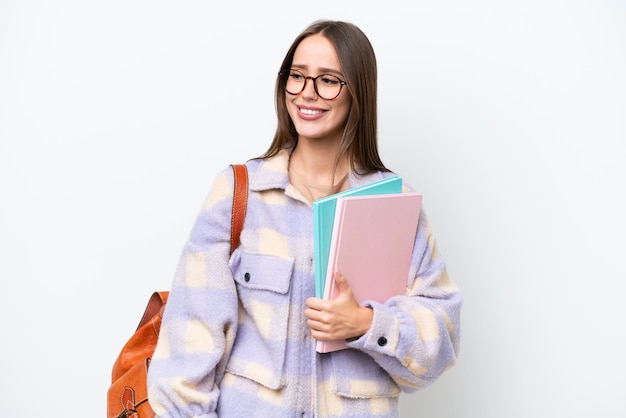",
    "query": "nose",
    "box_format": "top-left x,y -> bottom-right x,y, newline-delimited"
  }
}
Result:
300,76 -> 318,100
